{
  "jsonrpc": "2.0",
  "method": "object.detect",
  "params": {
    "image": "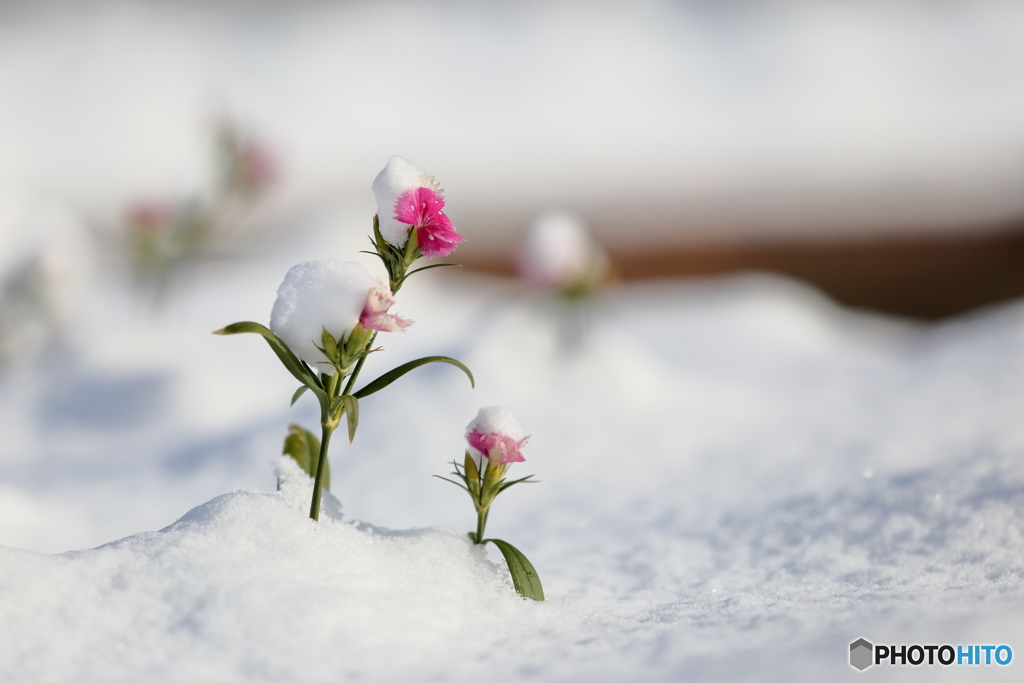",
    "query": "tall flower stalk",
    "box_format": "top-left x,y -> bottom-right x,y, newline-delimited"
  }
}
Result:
437,407 -> 544,601
216,157 -> 471,521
